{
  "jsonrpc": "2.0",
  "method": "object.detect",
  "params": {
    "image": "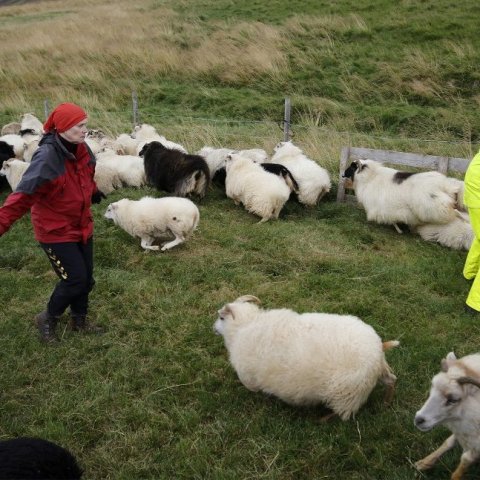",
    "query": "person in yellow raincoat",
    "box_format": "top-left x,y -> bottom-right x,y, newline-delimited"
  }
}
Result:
463,149 -> 480,313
